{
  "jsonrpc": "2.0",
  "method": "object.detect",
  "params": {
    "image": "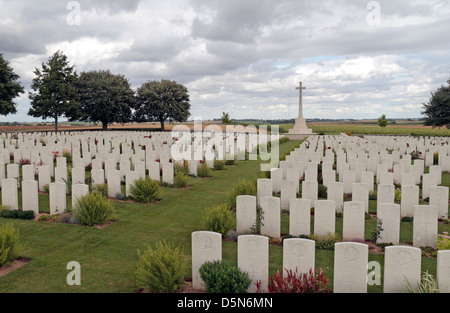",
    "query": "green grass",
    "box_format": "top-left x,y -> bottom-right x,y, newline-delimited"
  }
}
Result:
279,122 -> 450,136
0,138 -> 449,293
